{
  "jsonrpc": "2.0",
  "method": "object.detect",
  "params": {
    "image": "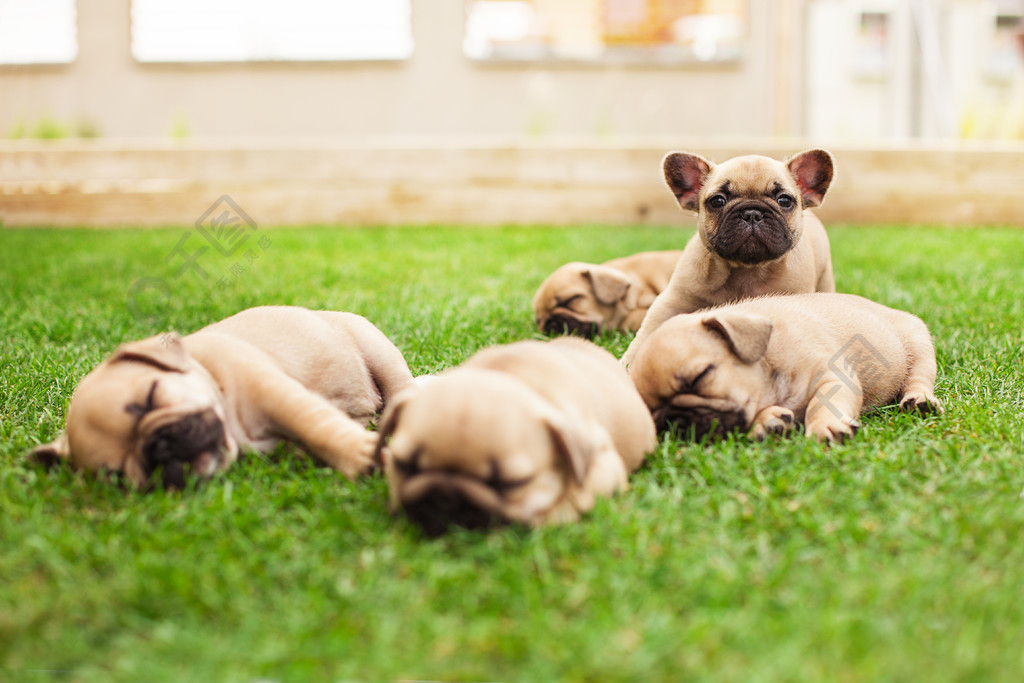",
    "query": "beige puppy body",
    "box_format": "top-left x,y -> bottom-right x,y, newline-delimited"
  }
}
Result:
630,293 -> 942,443
621,150 -> 836,367
532,250 -> 683,336
33,306 -> 414,488
377,338 -> 657,534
